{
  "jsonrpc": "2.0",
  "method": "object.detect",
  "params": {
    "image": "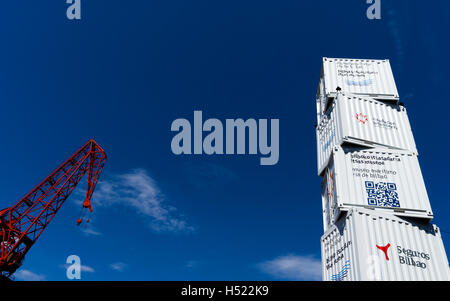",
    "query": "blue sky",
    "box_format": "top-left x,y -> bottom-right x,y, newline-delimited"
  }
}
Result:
1,0 -> 449,280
